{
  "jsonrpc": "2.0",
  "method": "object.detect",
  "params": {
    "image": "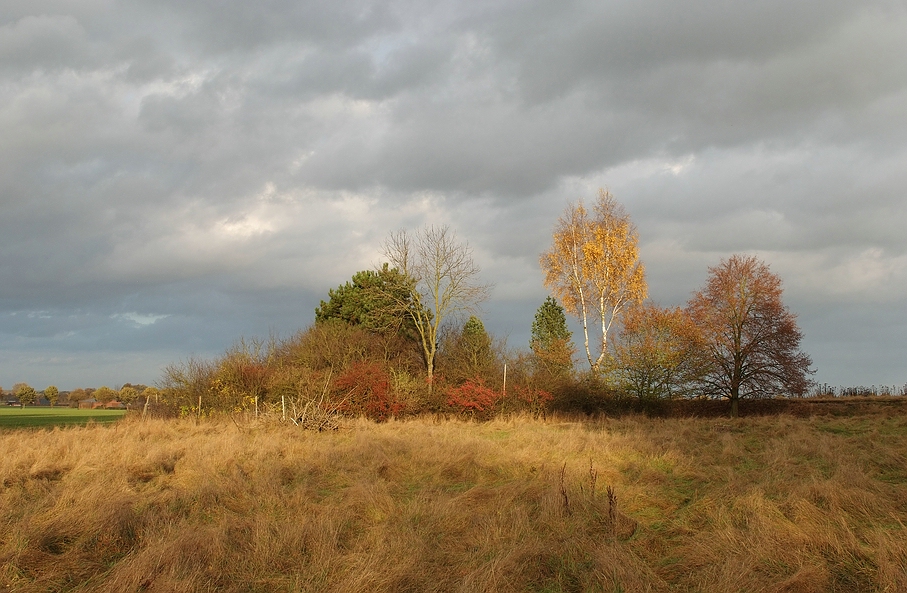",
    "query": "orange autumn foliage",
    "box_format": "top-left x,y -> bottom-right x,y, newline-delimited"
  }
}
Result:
541,189 -> 646,372
687,255 -> 814,417
613,303 -> 707,400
